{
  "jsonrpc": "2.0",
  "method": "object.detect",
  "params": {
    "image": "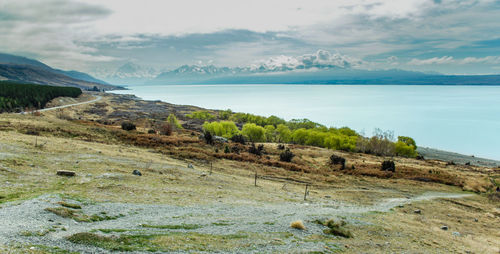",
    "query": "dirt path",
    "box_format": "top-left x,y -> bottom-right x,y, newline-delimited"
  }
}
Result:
0,192 -> 472,253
